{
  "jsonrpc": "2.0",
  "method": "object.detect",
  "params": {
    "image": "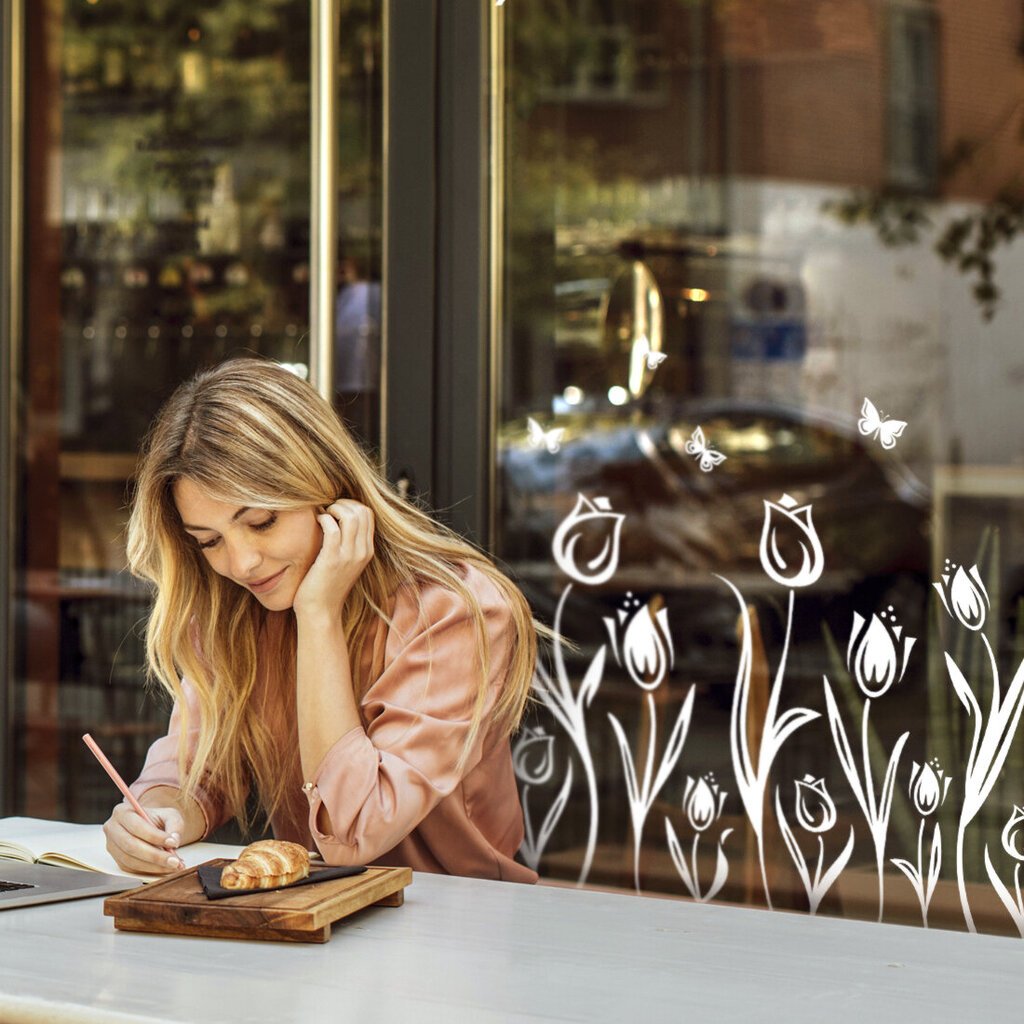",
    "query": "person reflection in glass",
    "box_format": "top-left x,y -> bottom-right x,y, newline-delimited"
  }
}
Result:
334,250 -> 380,440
